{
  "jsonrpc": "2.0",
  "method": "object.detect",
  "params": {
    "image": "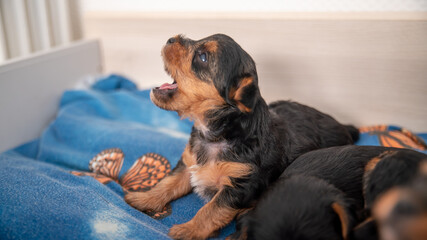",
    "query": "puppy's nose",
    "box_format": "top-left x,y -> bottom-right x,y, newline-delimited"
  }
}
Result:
167,37 -> 176,44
